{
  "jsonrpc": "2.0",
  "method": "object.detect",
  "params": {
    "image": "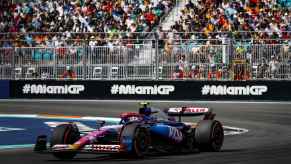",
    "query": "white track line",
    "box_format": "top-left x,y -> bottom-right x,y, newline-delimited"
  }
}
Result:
0,144 -> 34,150
0,114 -> 120,122
0,114 -> 248,136
223,126 -> 249,136
0,114 -> 38,118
